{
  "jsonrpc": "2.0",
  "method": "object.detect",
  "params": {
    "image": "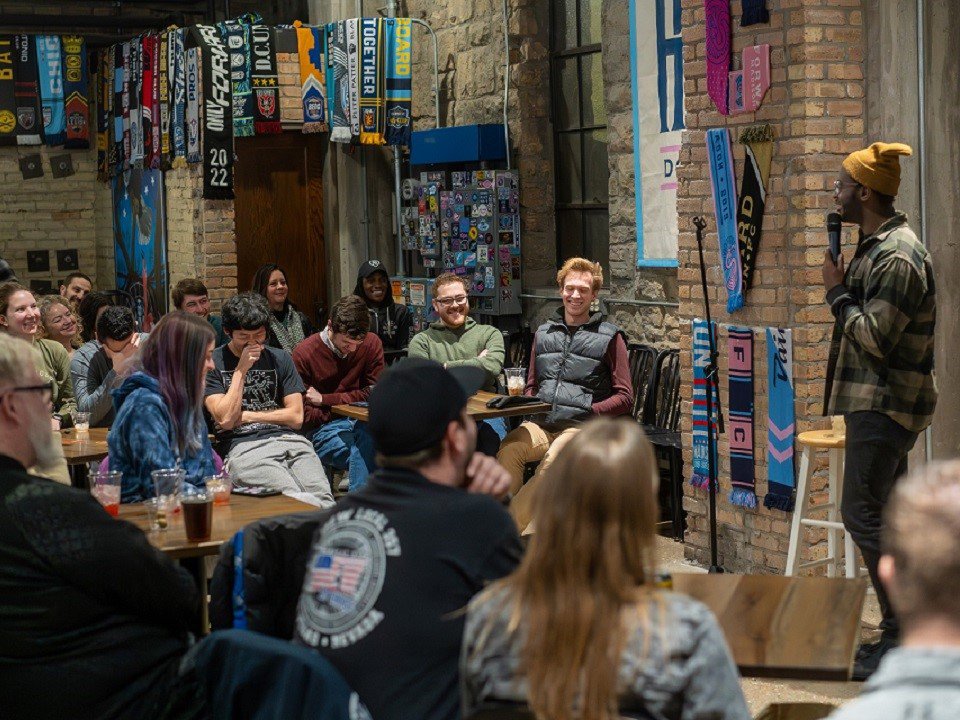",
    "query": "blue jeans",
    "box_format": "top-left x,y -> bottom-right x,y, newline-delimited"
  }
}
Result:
310,418 -> 376,491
